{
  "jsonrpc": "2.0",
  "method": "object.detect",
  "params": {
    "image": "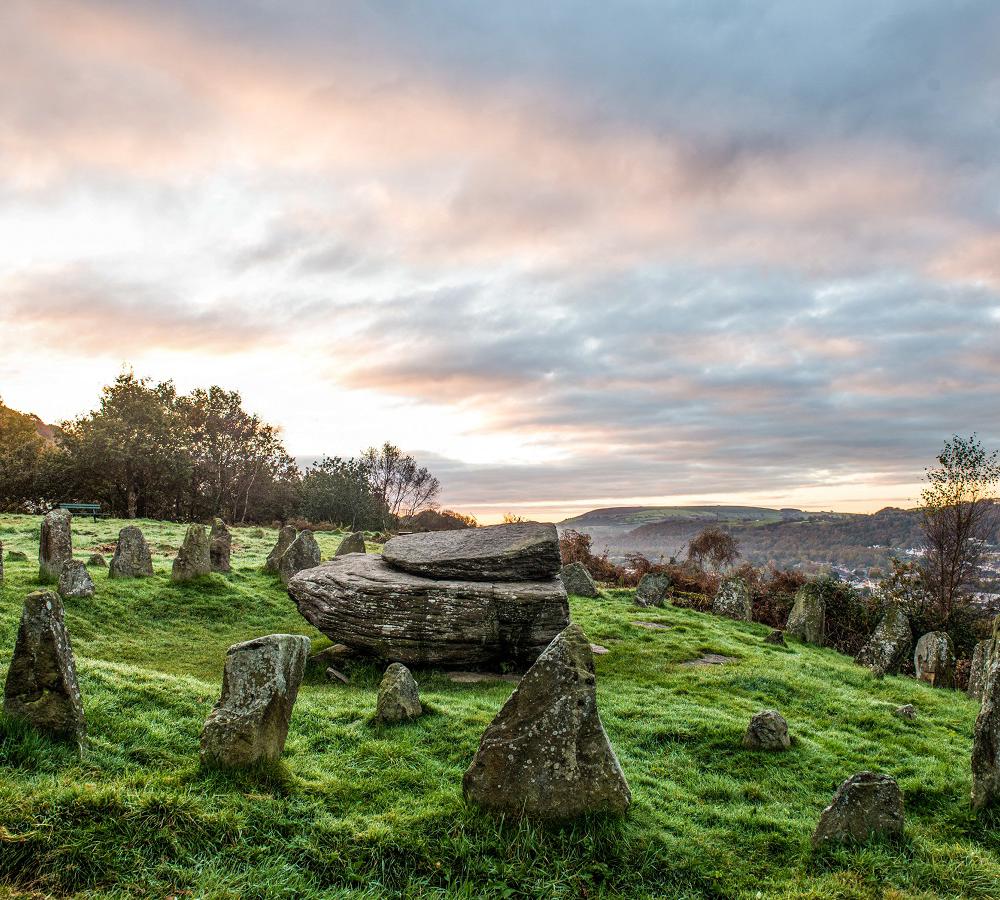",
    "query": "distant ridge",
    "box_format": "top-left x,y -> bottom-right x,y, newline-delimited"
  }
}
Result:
559,505 -> 807,528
